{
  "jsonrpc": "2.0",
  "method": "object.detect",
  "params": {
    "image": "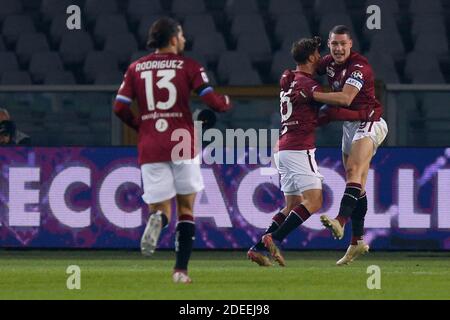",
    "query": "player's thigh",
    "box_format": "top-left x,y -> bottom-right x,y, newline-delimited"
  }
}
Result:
141,162 -> 176,205
347,137 -> 374,172
171,155 -> 205,196
175,193 -> 196,217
